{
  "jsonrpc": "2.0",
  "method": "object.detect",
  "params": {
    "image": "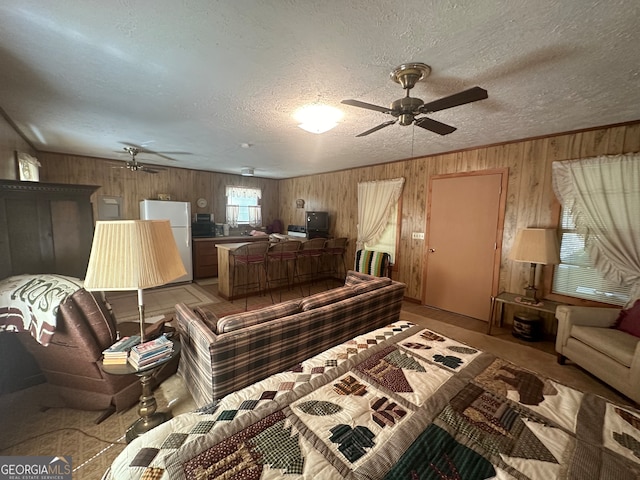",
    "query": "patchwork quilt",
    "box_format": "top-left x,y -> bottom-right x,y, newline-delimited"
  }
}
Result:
105,321 -> 640,479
